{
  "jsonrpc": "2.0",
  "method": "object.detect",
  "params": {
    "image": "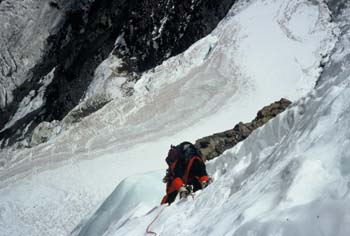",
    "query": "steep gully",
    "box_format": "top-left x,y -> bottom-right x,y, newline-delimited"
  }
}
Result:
0,0 -> 237,147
